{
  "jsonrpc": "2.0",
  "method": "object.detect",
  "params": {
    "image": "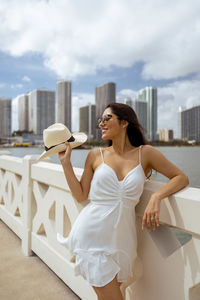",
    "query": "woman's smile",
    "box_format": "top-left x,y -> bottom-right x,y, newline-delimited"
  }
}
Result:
101,128 -> 108,134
